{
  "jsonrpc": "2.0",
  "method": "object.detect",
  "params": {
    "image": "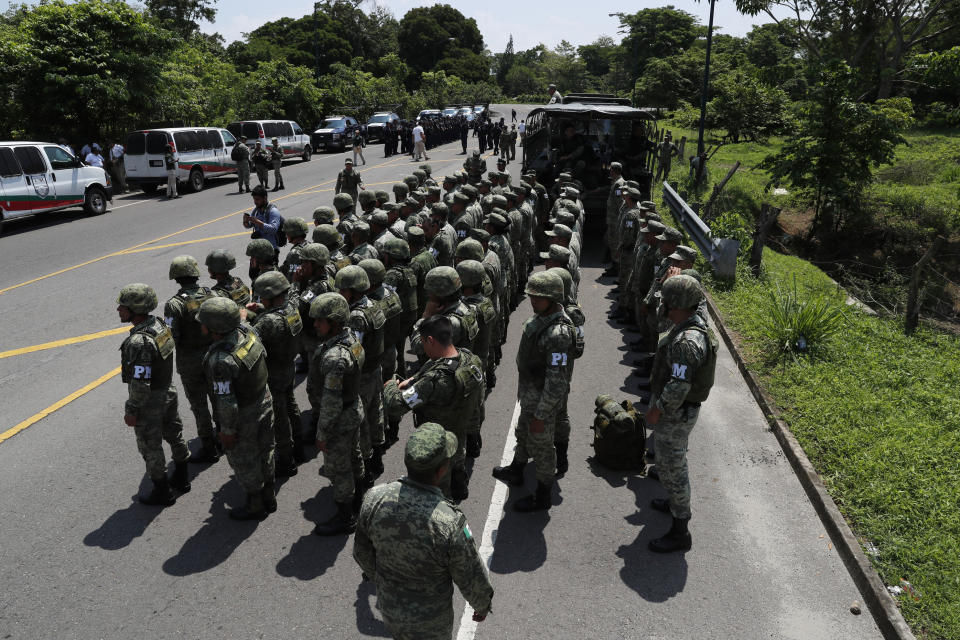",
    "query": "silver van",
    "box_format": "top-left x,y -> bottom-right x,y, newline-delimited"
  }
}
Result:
227,120 -> 312,162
